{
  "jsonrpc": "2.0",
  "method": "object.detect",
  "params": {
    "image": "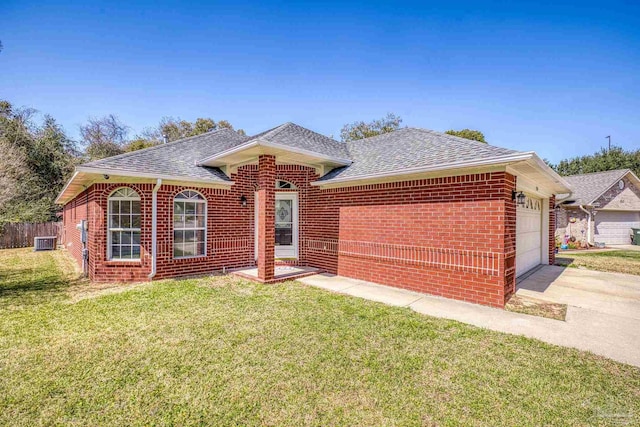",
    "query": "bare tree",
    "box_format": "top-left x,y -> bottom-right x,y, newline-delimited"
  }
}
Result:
80,114 -> 129,160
